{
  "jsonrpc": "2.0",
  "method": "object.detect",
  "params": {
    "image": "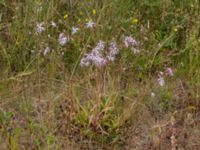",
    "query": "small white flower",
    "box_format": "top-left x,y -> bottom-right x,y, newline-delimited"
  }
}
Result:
151,92 -> 156,98
36,22 -> 45,34
71,27 -> 79,35
86,20 -> 95,28
58,33 -> 68,46
158,76 -> 165,86
50,21 -> 57,28
43,47 -> 50,56
31,50 -> 35,54
167,67 -> 174,76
